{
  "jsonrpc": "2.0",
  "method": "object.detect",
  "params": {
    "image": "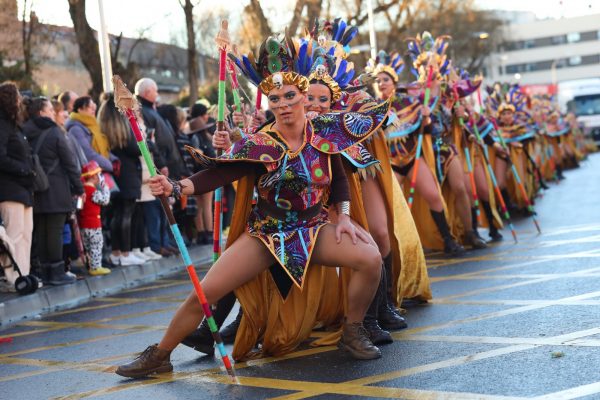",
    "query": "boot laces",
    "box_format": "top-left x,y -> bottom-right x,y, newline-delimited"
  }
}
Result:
135,345 -> 156,361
